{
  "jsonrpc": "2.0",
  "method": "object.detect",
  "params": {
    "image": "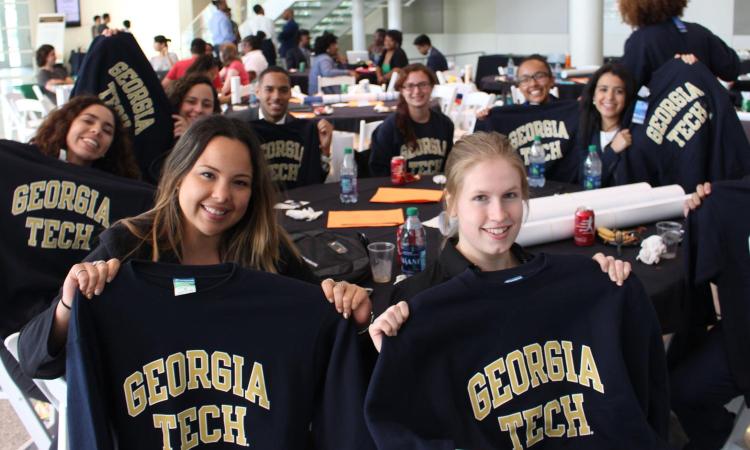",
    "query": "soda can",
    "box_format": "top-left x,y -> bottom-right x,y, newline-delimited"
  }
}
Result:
391,156 -> 406,184
574,206 -> 595,246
